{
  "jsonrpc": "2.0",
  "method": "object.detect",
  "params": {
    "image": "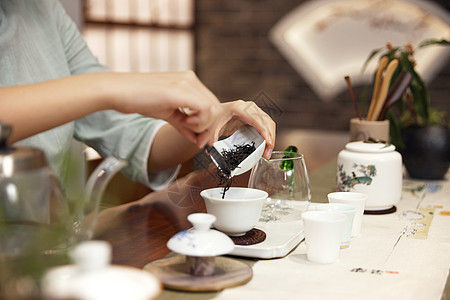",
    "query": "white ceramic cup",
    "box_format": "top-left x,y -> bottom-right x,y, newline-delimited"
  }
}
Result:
301,211 -> 346,264
316,203 -> 356,248
200,187 -> 267,236
327,192 -> 367,237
